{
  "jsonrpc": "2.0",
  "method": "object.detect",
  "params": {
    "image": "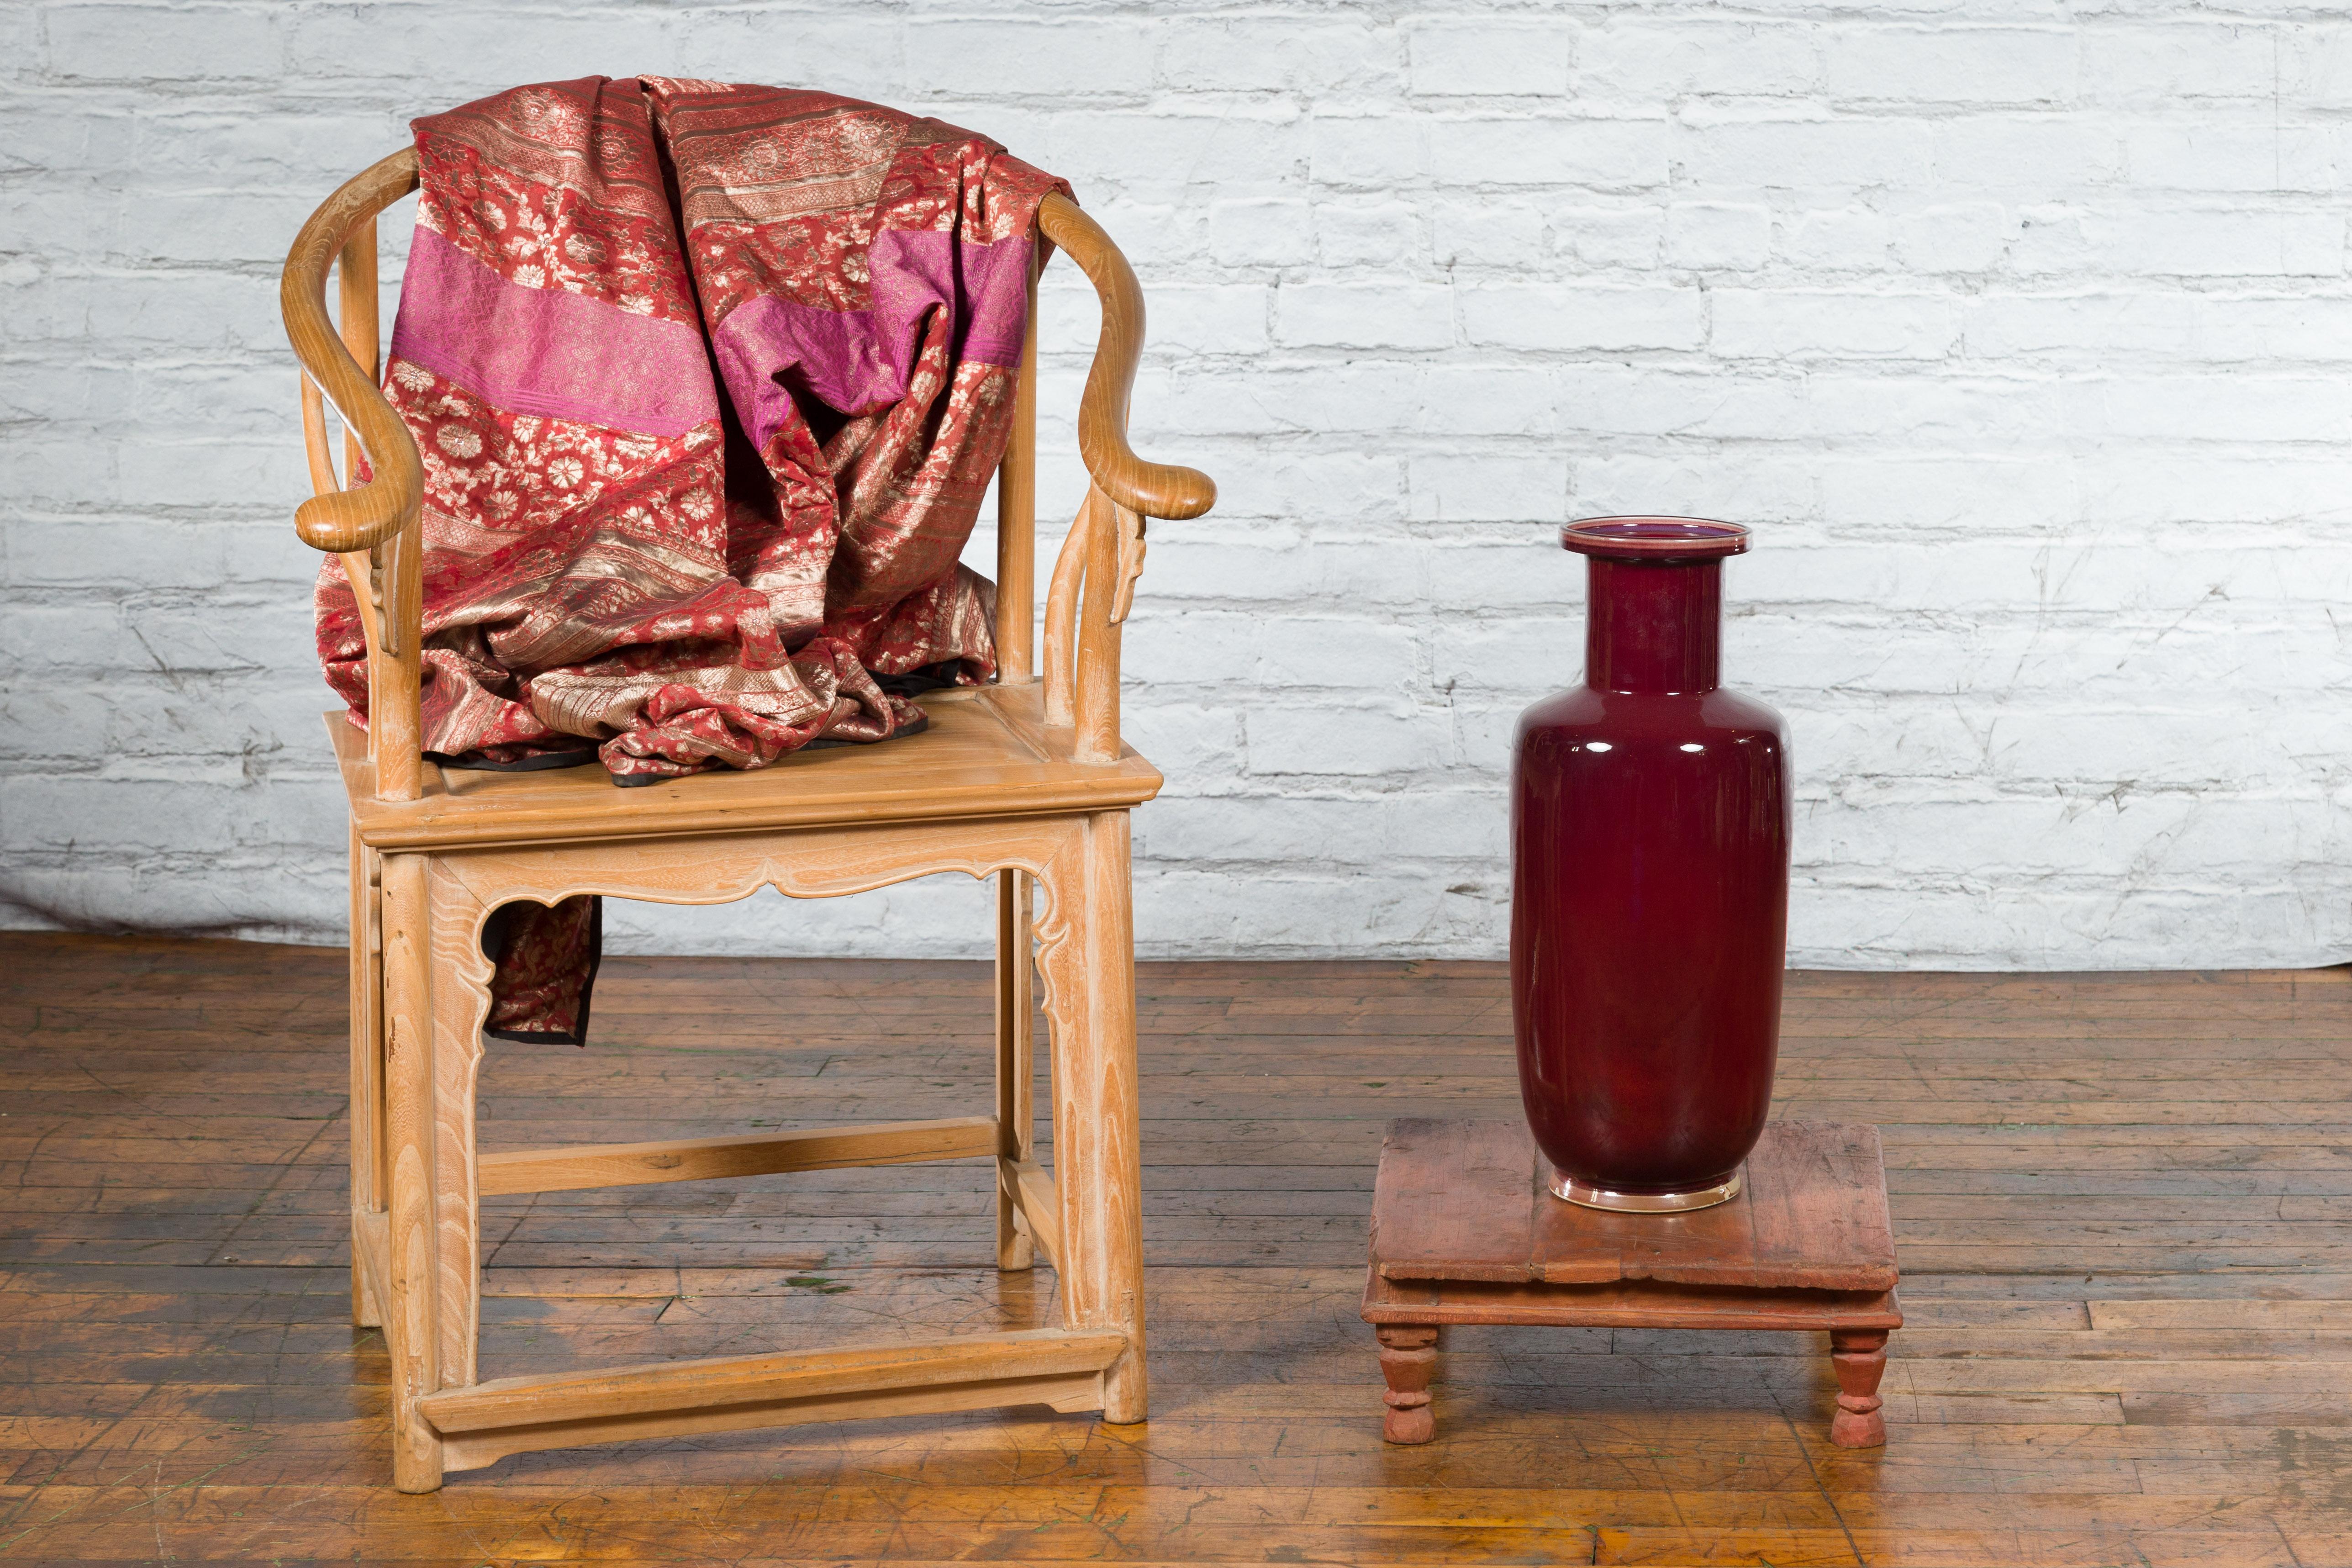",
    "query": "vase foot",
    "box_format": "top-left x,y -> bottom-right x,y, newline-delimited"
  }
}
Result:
1548,1168 -> 1743,1213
